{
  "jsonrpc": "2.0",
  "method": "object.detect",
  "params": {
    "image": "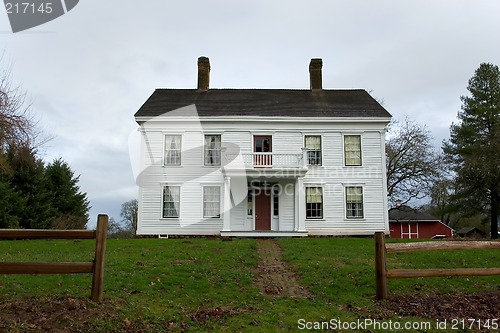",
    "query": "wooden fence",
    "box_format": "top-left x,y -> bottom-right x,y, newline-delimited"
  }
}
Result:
0,214 -> 108,303
374,232 -> 500,300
